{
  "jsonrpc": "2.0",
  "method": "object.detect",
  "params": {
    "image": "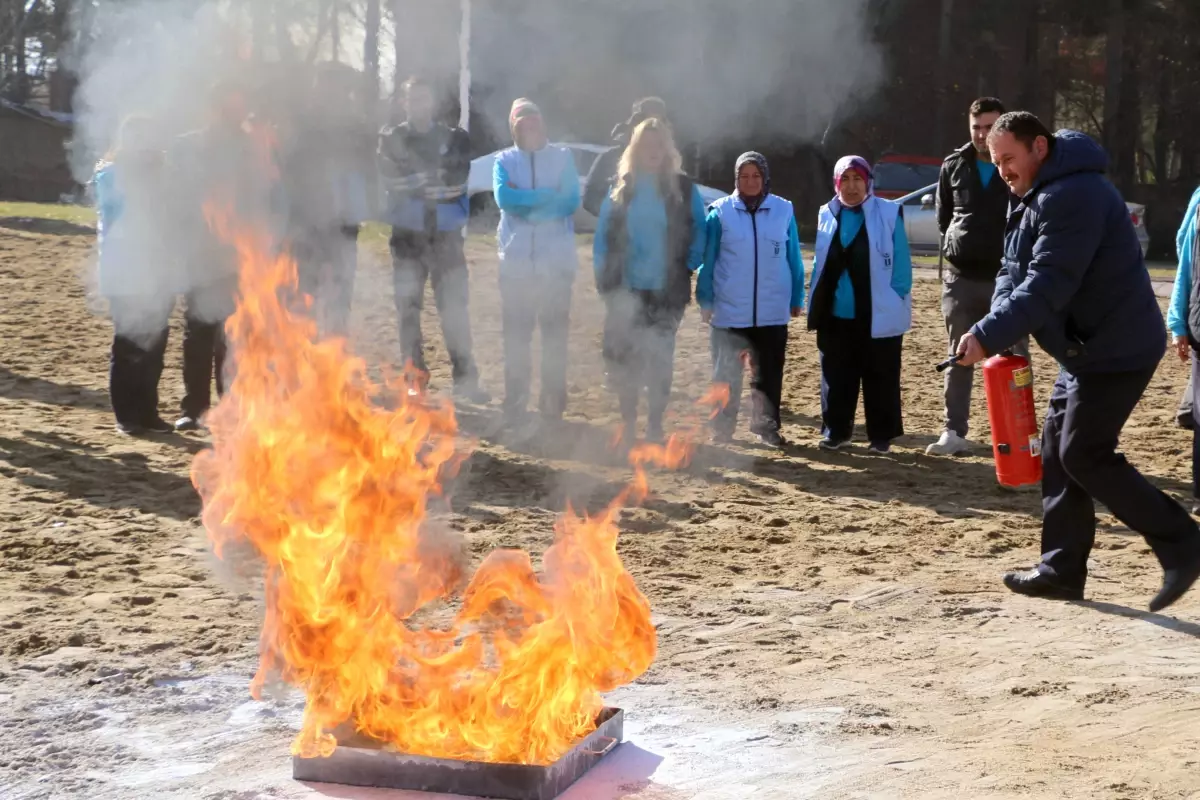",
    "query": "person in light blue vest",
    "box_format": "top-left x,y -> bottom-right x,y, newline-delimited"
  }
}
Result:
94,114 -> 179,437
493,98 -> 581,427
1166,184 -> 1200,514
695,152 -> 805,449
807,155 -> 912,454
